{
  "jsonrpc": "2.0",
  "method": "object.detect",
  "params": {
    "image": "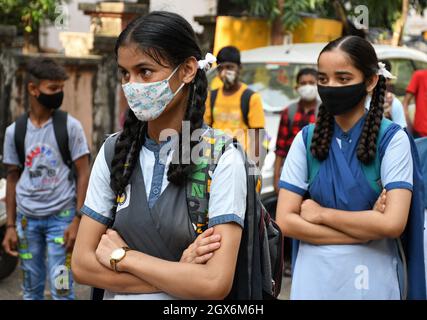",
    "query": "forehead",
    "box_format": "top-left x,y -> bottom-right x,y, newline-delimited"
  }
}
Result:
117,44 -> 169,68
318,49 -> 354,71
298,73 -> 317,82
218,62 -> 239,68
38,79 -> 64,86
